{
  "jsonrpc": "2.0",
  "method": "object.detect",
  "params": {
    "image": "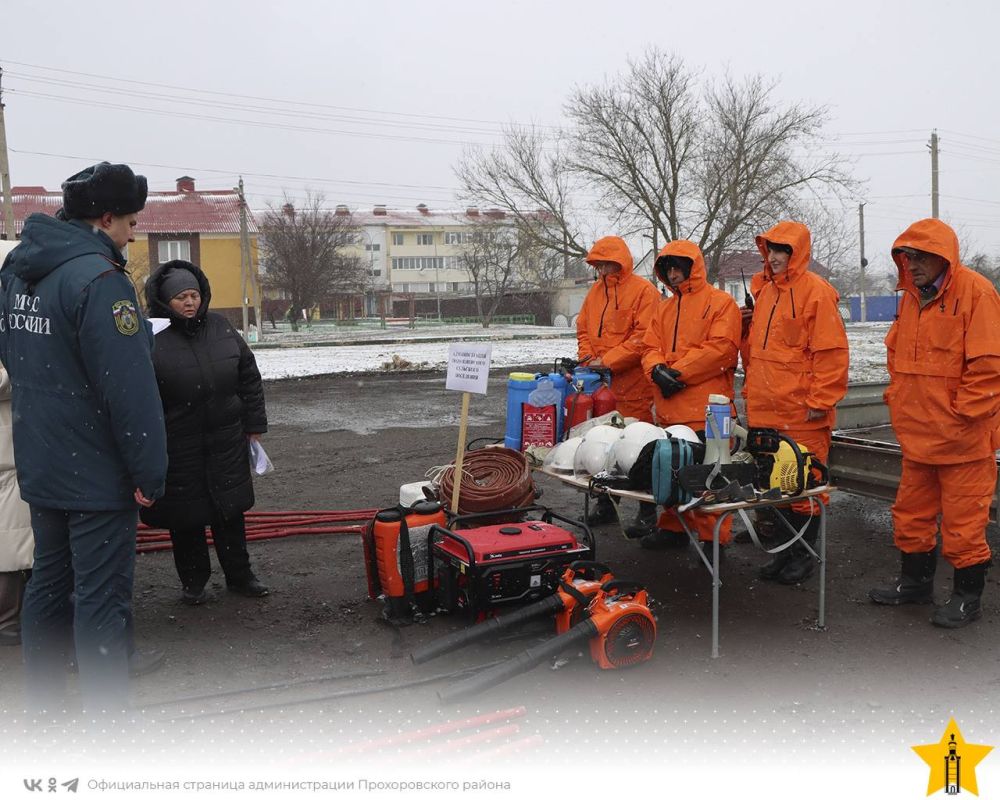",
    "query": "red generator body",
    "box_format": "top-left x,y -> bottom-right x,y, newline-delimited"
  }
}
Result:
429,506 -> 595,619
